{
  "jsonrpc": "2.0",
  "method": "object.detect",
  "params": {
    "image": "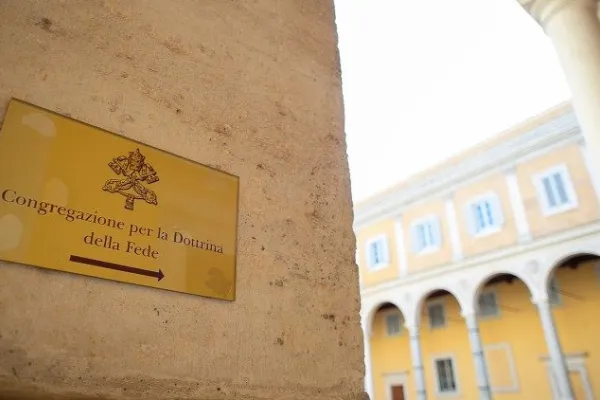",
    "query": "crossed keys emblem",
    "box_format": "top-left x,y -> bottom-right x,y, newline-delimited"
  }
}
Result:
102,148 -> 159,211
